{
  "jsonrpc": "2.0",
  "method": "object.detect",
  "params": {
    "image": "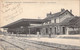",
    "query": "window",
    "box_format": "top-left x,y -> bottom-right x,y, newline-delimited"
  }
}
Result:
20,26 -> 23,28
43,23 -> 45,24
50,28 -> 52,33
46,28 -> 48,34
66,13 -> 67,15
49,21 -> 51,23
54,19 -> 56,23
